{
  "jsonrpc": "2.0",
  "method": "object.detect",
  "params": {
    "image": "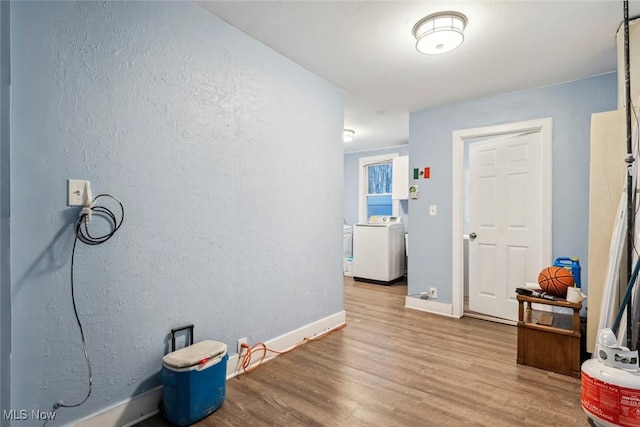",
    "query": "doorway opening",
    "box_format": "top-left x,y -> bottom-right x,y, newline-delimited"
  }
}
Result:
451,118 -> 553,321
